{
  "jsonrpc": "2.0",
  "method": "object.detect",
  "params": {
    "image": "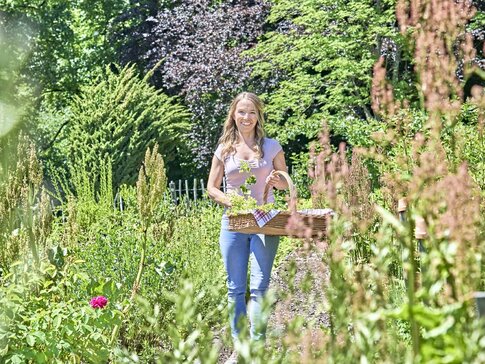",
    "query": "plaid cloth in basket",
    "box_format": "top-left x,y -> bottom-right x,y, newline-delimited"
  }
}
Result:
252,209 -> 280,228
